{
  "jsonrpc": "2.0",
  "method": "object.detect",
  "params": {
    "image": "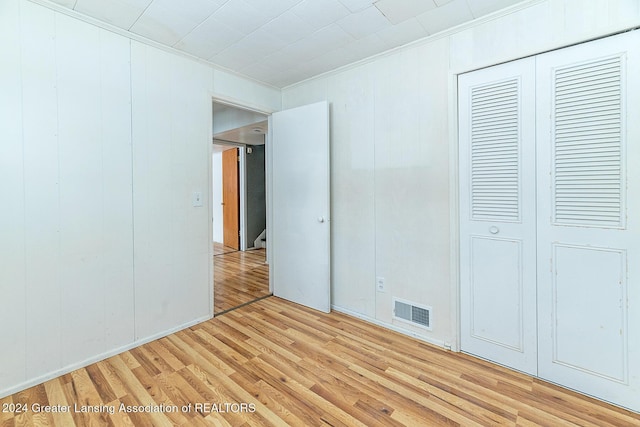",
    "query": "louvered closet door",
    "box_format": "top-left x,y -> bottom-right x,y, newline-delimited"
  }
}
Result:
536,31 -> 640,410
459,57 -> 538,375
